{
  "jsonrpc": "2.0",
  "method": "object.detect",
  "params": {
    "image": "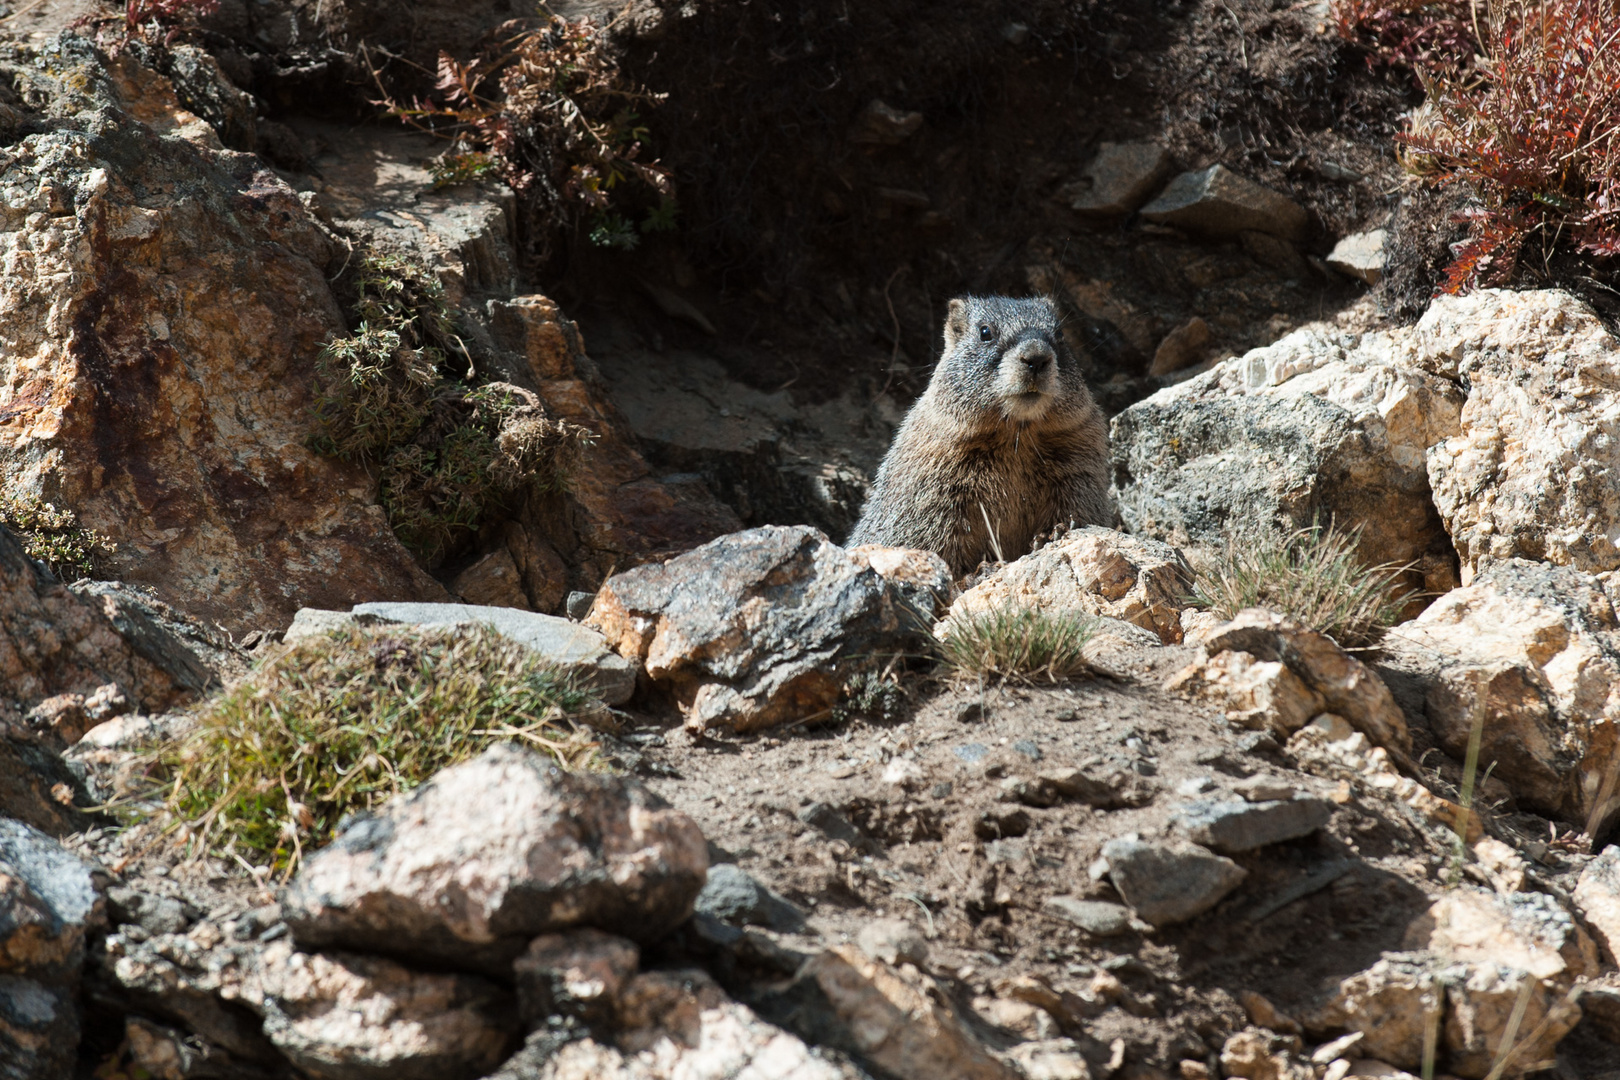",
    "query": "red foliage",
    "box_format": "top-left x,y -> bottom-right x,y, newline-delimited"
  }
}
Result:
1340,0 -> 1620,292
1333,0 -> 1478,74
